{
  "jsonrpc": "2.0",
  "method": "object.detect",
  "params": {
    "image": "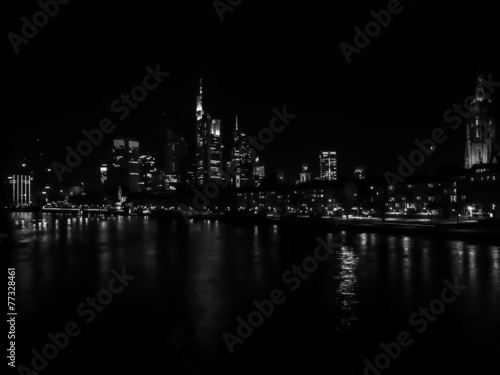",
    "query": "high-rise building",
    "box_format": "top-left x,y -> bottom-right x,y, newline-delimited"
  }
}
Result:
231,116 -> 255,187
465,76 -> 498,169
100,164 -> 108,185
7,175 -> 32,206
254,157 -> 265,187
319,151 -> 337,181
166,130 -> 187,174
164,128 -> 187,190
195,80 -> 223,185
139,154 -> 156,192
299,163 -> 311,183
108,138 -> 140,194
